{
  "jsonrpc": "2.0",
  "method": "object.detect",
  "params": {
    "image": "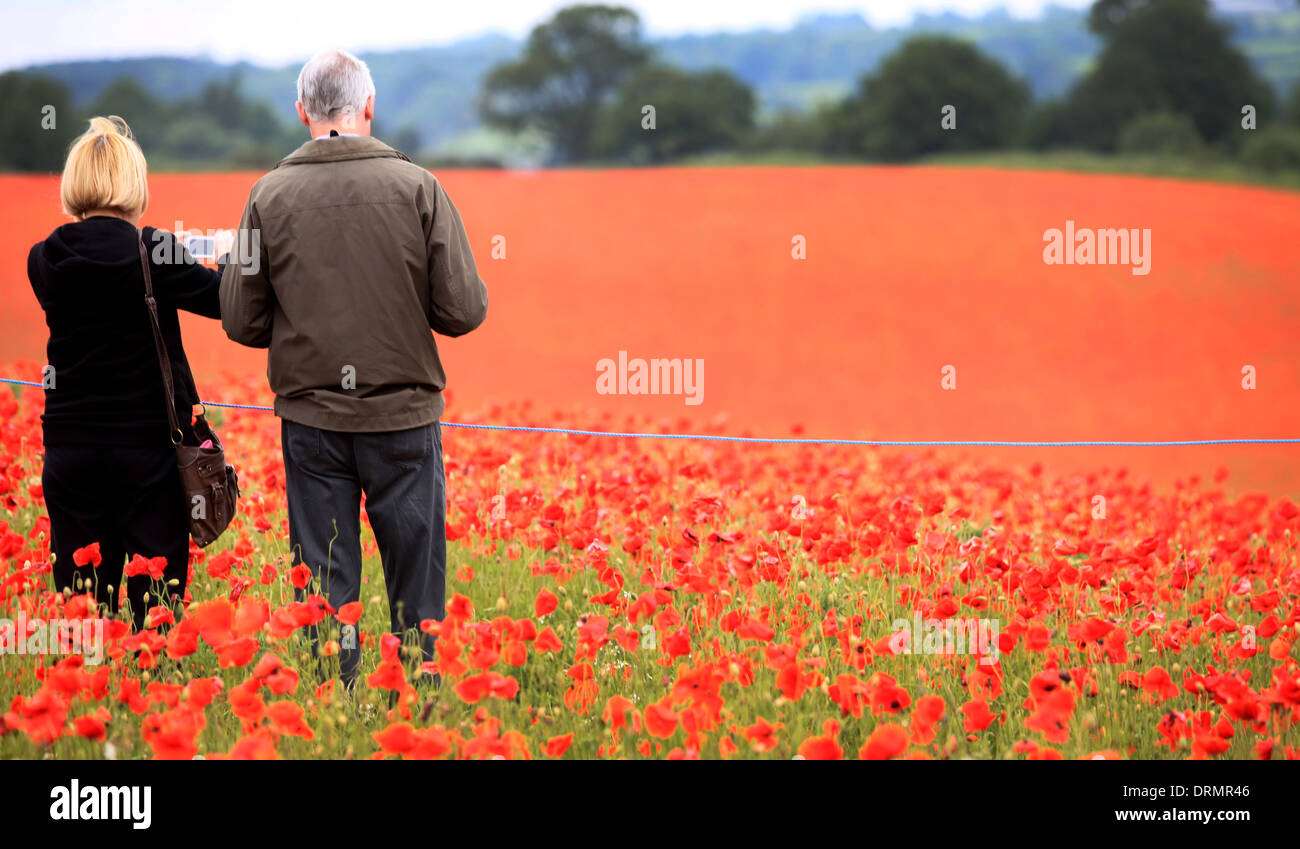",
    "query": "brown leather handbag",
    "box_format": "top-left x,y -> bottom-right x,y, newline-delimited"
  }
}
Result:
138,235 -> 240,547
